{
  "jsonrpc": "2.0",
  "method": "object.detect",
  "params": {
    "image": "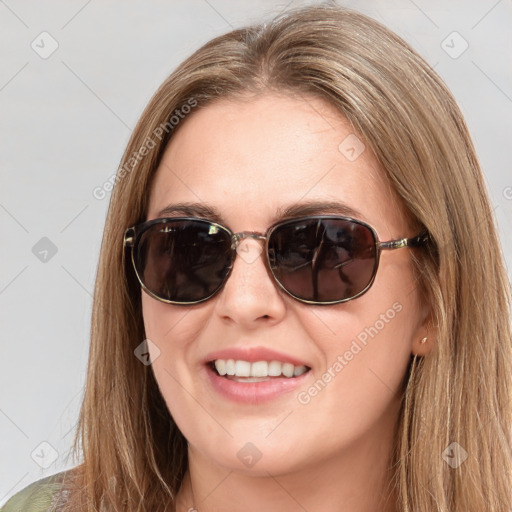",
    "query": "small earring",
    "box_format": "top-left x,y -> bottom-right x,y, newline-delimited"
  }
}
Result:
420,337 -> 428,344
